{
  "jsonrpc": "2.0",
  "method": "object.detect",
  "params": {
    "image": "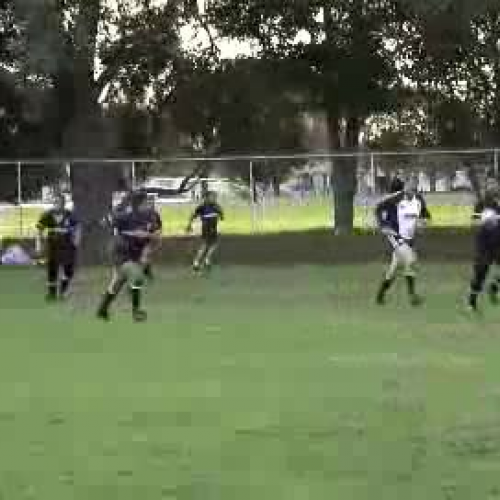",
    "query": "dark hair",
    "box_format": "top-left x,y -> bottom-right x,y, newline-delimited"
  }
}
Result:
130,189 -> 147,206
390,177 -> 405,193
